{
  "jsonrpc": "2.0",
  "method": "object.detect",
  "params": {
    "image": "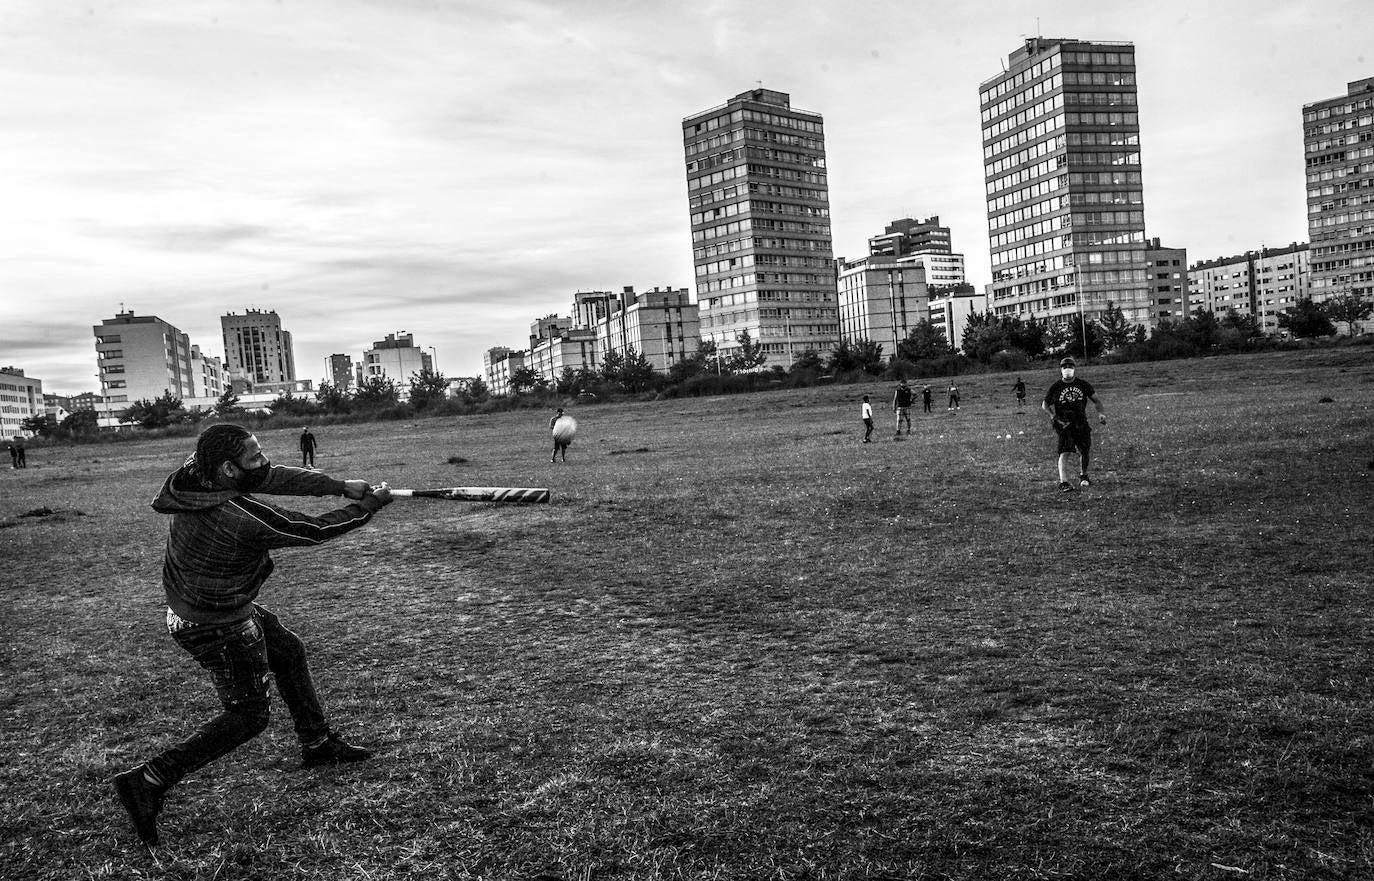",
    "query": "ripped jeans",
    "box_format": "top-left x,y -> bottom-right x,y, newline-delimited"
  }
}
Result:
145,604 -> 330,787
